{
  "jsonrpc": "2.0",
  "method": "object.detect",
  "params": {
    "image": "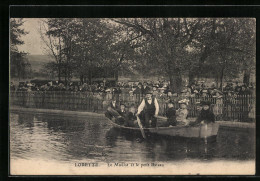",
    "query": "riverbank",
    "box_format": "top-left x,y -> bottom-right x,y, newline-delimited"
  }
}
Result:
10,106 -> 255,129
